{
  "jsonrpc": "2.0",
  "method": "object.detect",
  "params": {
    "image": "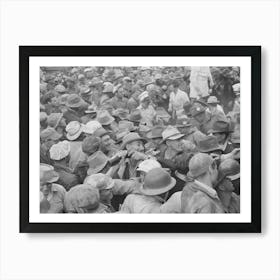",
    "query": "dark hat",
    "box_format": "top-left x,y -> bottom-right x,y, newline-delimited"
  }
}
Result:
197,135 -> 222,153
208,120 -> 233,134
40,127 -> 62,141
82,136 -> 101,155
47,113 -> 63,128
121,132 -> 147,149
190,104 -> 206,117
66,94 -> 85,108
87,151 -> 109,175
129,109 -> 142,123
146,126 -> 165,139
140,168 -> 176,196
112,108 -> 129,120
219,159 -> 240,181
176,117 -> 193,128
96,110 -> 115,125
94,127 -> 110,138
